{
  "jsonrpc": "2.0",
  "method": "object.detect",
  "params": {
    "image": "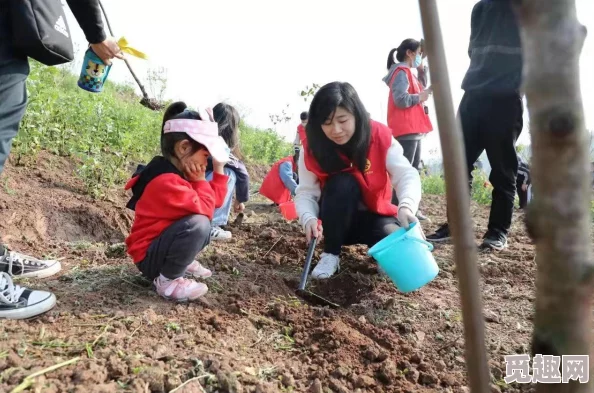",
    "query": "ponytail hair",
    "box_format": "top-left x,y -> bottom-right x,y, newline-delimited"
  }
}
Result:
386,48 -> 398,70
213,102 -> 242,158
